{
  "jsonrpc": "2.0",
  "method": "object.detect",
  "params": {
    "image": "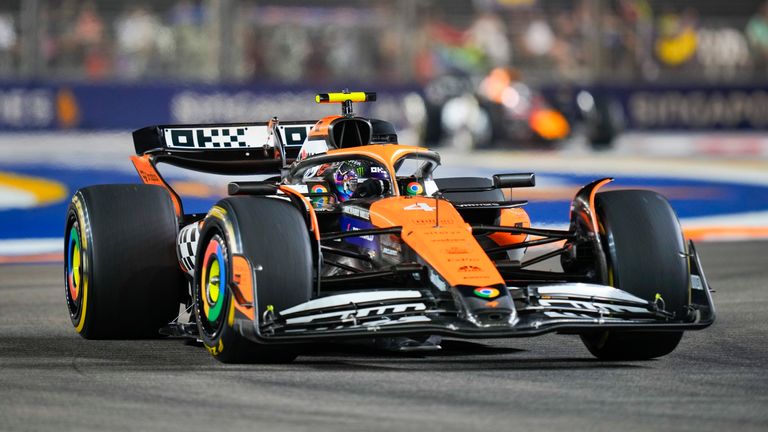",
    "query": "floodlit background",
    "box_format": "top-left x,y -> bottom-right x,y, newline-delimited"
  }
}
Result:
1,0 -> 767,261
3,0 -> 768,84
